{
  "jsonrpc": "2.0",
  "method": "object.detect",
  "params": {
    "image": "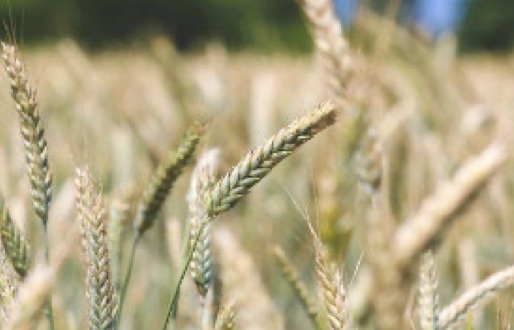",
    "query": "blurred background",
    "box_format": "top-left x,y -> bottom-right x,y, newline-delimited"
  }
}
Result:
2,0 -> 513,52
1,0 -> 514,328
